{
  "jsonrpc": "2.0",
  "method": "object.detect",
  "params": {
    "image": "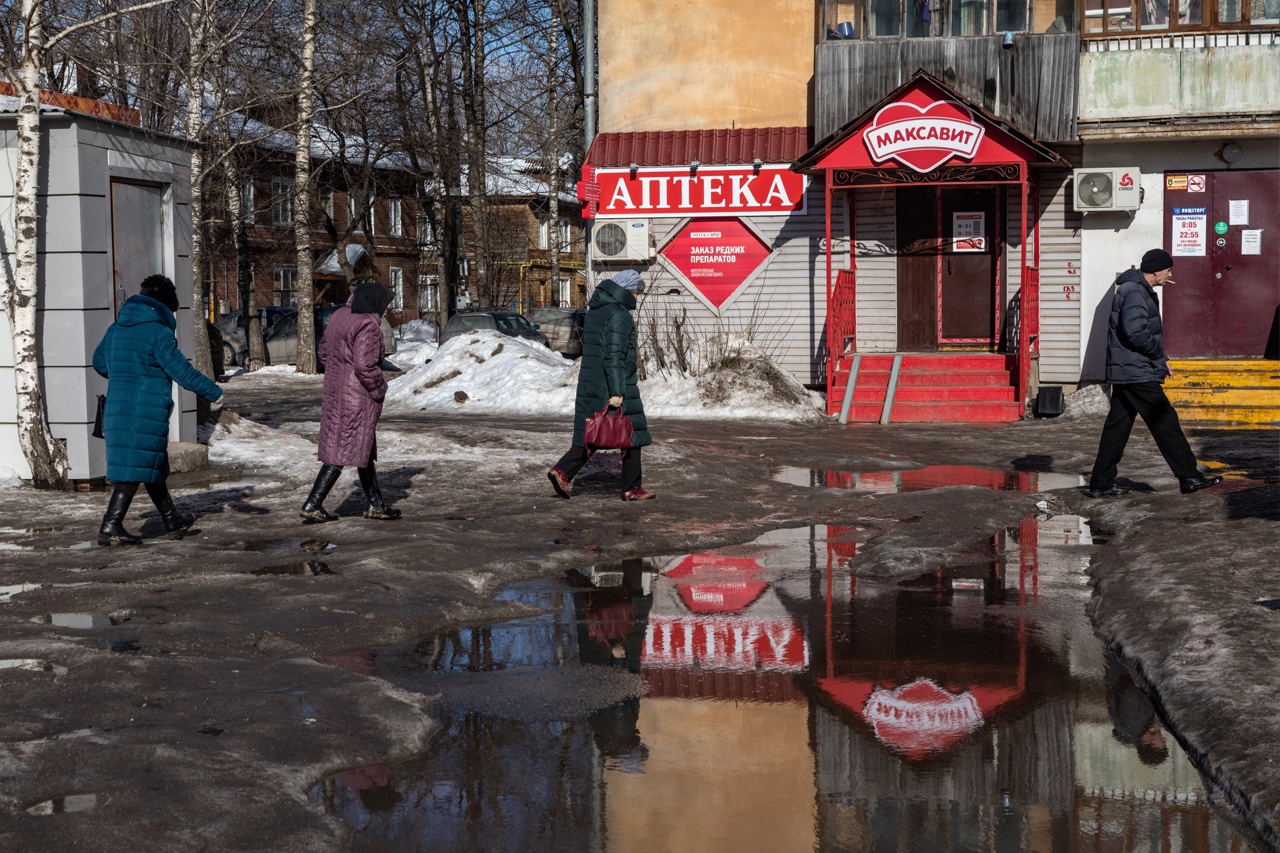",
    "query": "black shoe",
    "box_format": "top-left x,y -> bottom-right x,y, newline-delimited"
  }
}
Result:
357,463 -> 402,520
145,482 -> 195,536
1084,484 -> 1132,498
98,483 -> 143,545
301,464 -> 343,523
1179,475 -> 1223,494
